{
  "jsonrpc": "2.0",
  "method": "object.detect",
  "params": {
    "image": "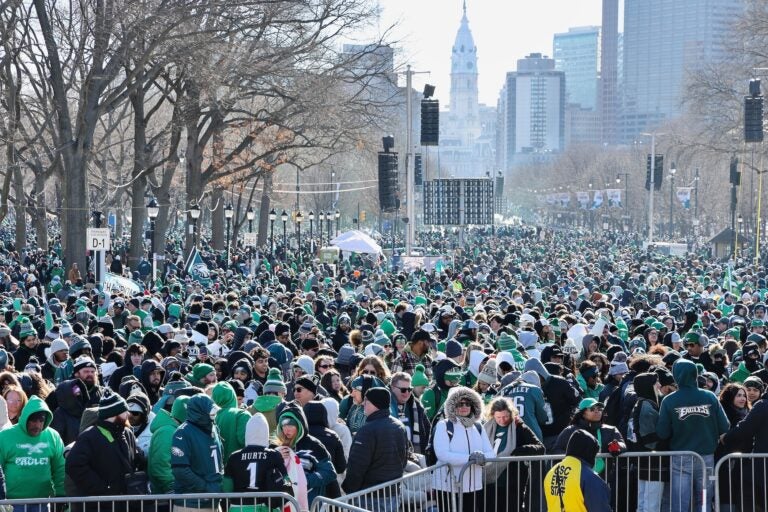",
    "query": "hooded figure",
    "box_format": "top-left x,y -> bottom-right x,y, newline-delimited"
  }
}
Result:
499,370 -> 549,442
432,386 -> 495,496
628,372 -> 668,503
0,396 -> 65,499
139,359 -> 165,405
303,401 -> 346,498
421,358 -> 463,420
50,378 -> 90,445
544,429 -> 611,512
275,401 -> 336,504
171,394 -> 224,499
148,396 -> 189,494
222,413 -> 291,503
524,357 -> 580,449
211,381 -> 251,460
